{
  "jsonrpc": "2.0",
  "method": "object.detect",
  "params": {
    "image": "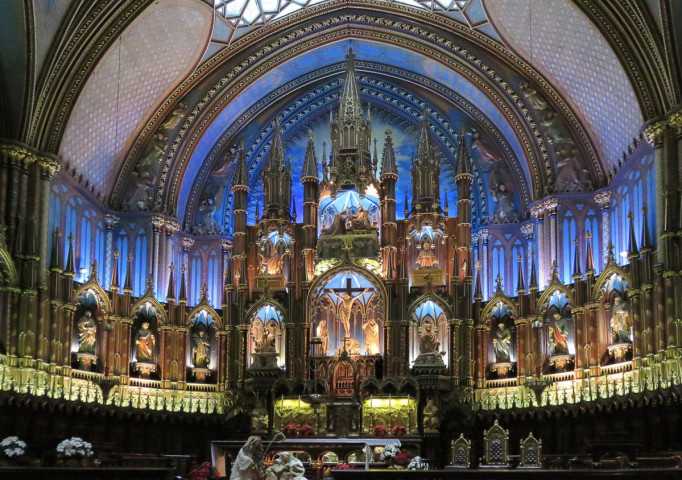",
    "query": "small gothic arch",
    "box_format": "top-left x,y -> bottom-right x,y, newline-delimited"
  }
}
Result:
593,264 -> 631,300
330,354 -> 357,398
131,293 -> 168,327
245,298 -> 286,369
537,279 -> 574,313
74,263 -> 111,314
0,234 -> 17,287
